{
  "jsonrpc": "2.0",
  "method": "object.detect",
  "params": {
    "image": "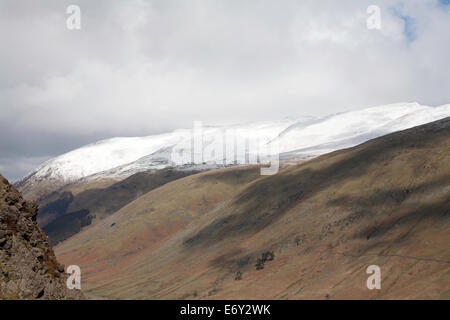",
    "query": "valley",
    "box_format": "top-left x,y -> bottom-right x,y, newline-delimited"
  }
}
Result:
39,168 -> 202,245
48,117 -> 450,299
3,1 -> 450,303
